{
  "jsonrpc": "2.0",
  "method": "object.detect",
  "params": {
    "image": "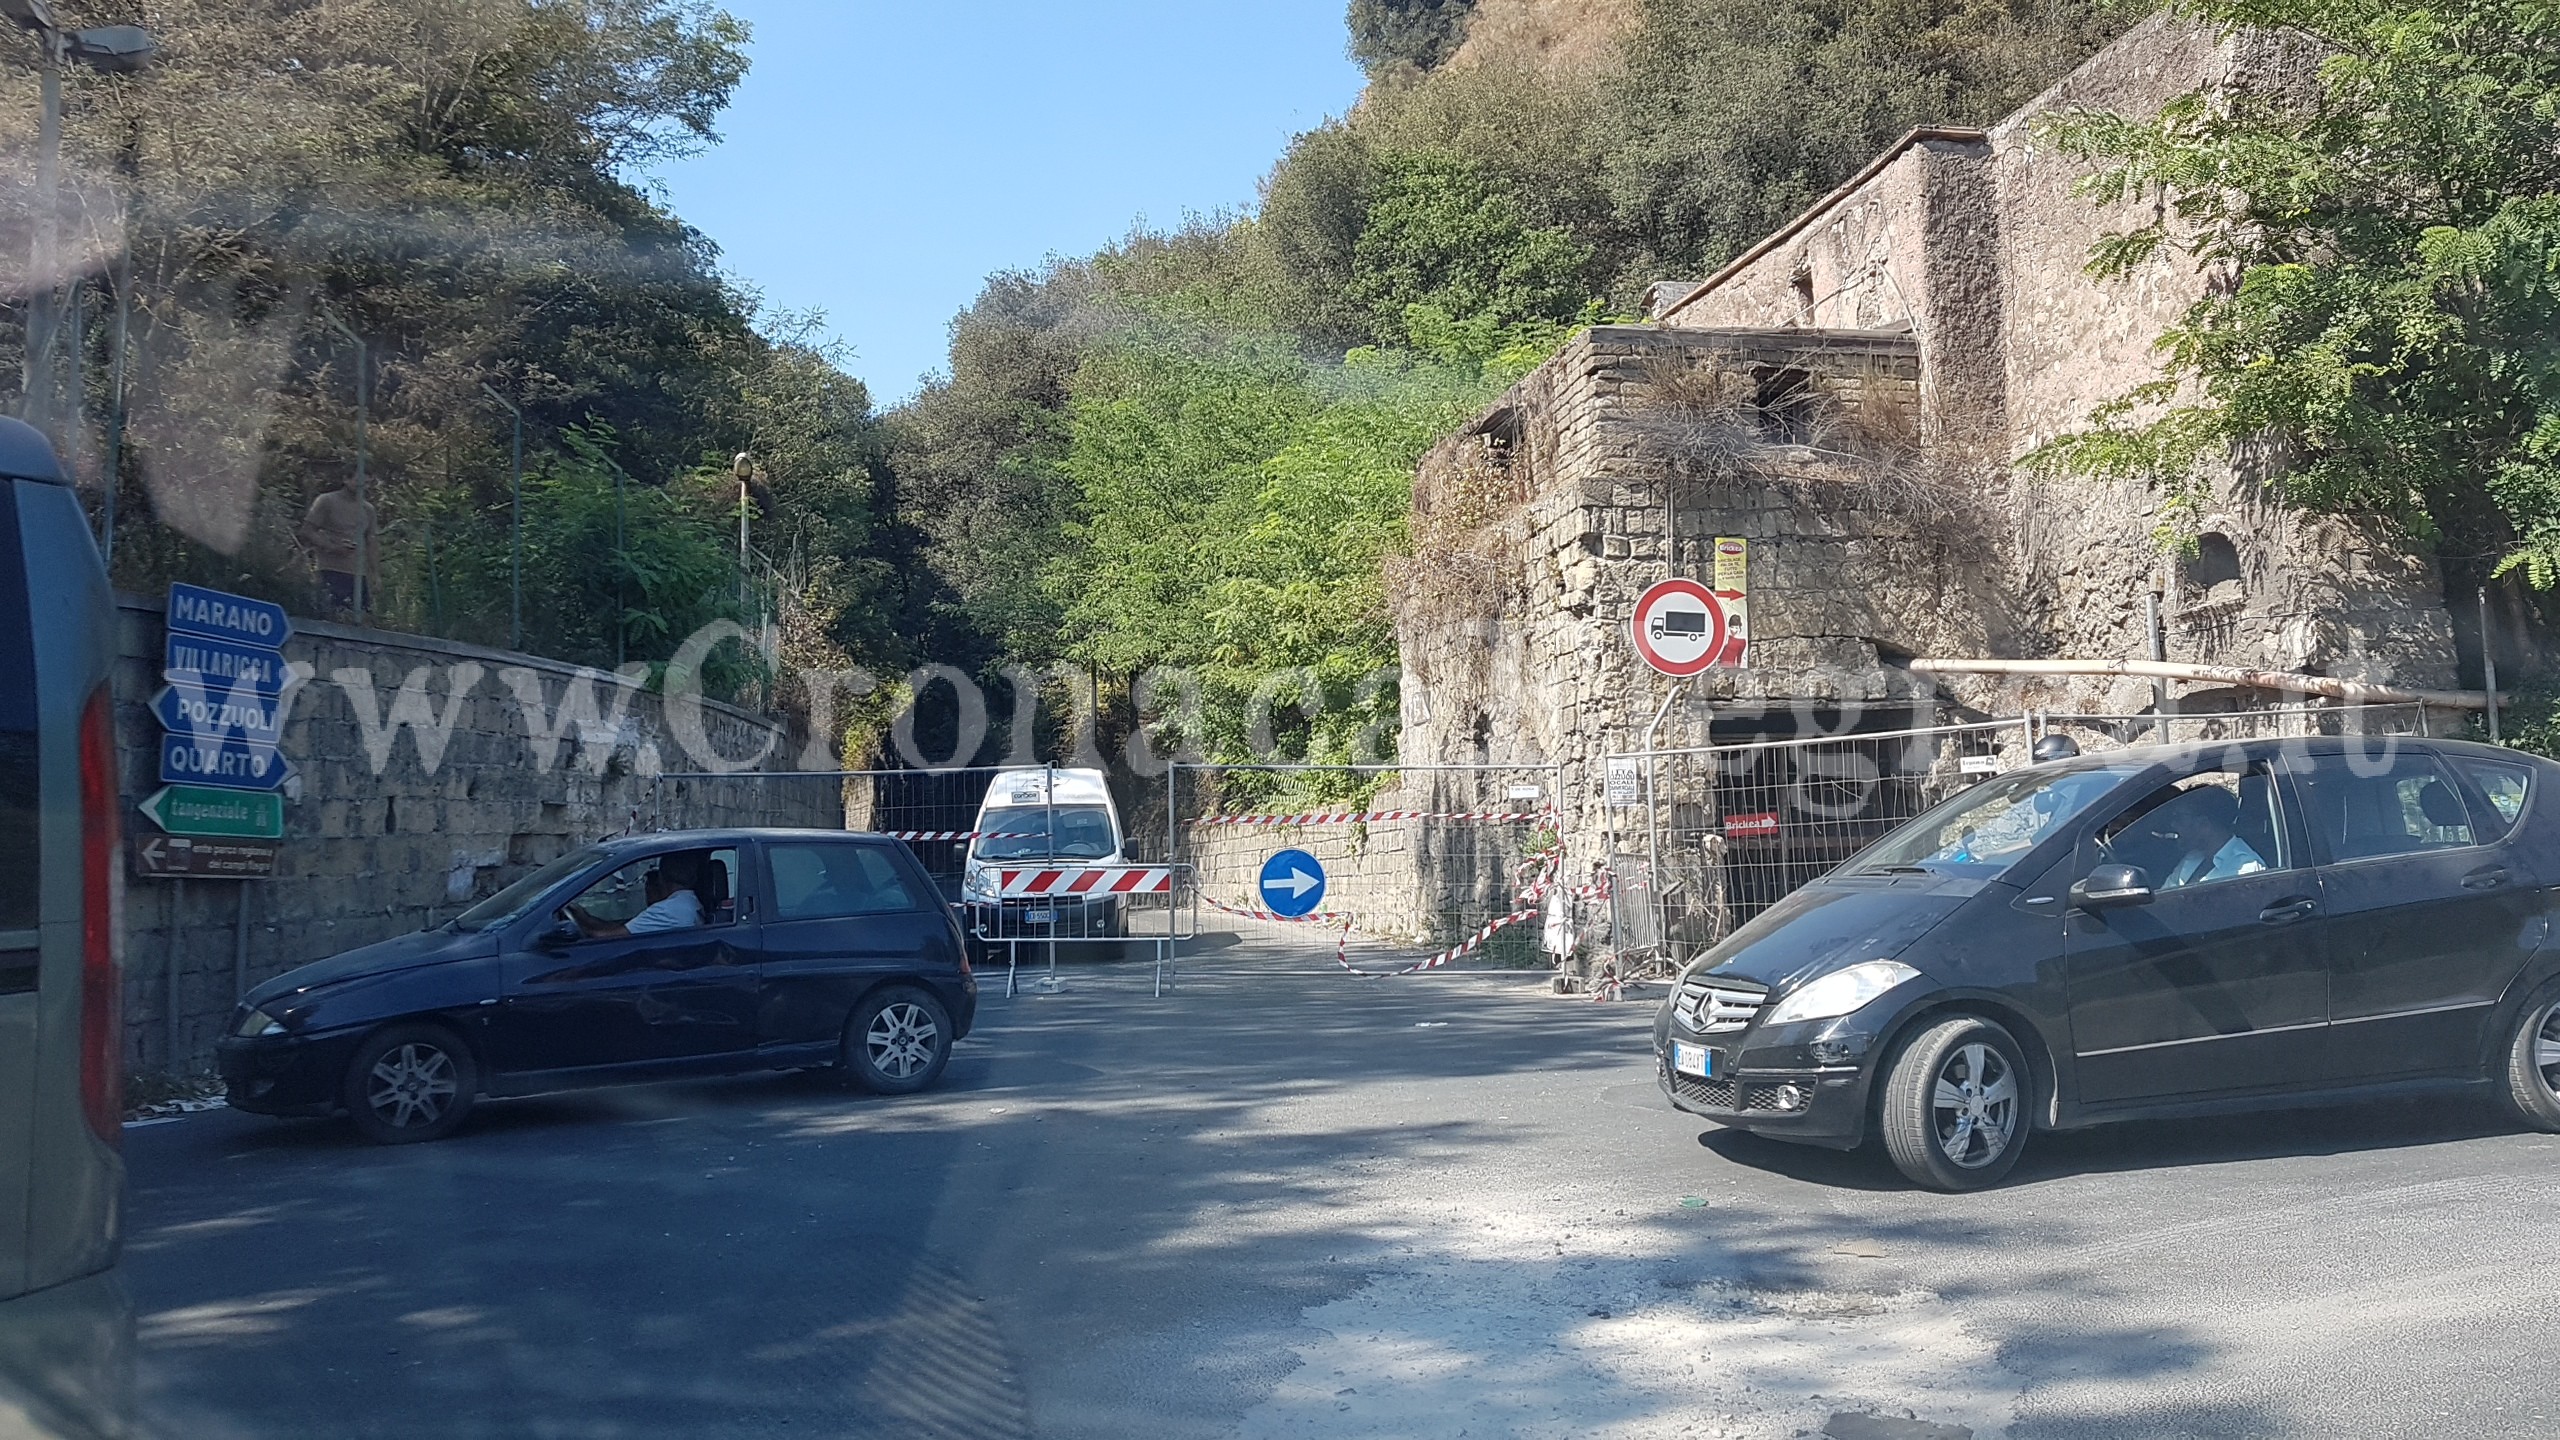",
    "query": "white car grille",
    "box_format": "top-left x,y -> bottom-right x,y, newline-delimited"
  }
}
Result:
1674,972 -> 1766,1033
